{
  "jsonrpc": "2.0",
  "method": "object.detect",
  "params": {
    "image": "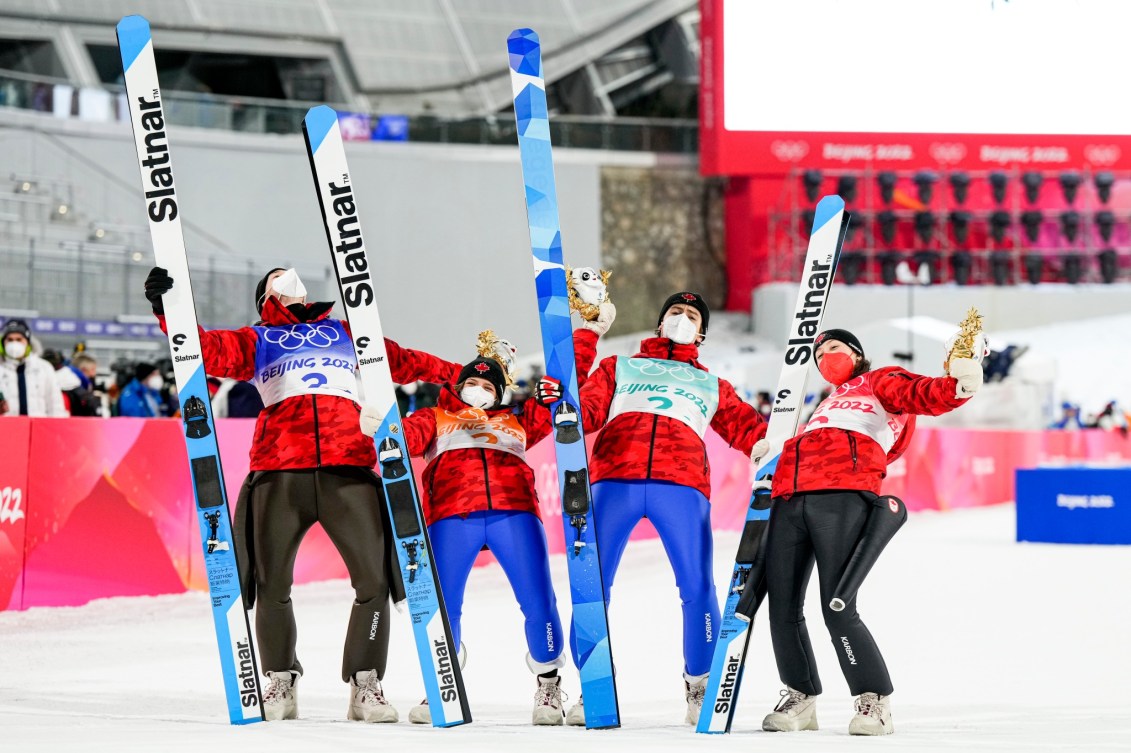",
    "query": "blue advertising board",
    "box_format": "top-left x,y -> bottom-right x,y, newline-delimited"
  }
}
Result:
1016,467 -> 1131,545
